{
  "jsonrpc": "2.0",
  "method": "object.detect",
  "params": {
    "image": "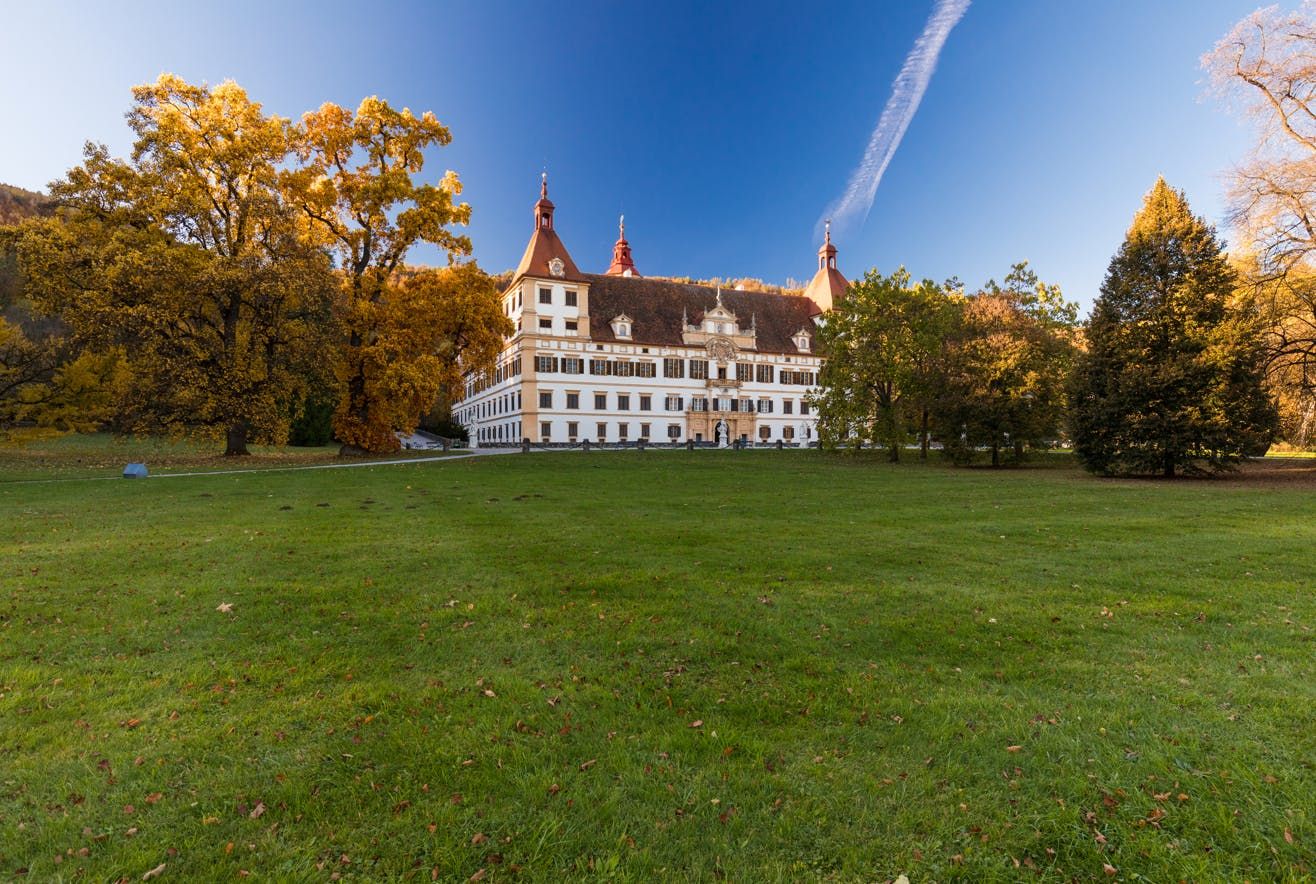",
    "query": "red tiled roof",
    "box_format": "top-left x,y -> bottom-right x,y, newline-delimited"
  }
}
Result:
513,226 -> 587,283
585,275 -> 820,355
